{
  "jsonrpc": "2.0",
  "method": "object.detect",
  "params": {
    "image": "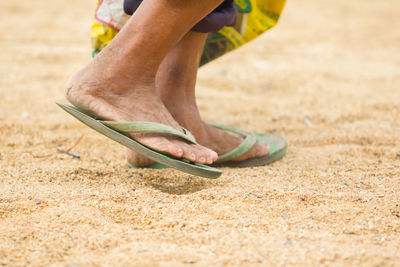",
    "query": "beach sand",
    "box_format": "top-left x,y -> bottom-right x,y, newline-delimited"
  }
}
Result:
1,0 -> 399,265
